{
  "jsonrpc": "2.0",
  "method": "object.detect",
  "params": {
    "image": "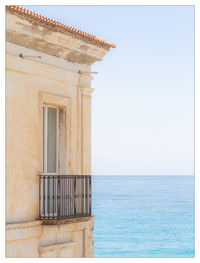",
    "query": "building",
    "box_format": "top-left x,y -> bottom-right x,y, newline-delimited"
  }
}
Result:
5,5 -> 115,258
